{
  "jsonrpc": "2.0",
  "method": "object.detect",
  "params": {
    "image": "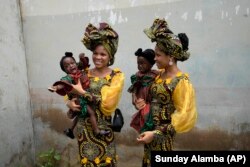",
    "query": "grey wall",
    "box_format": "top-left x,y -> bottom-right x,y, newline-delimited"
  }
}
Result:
21,1 -> 250,163
0,0 -> 34,166
22,0 -> 250,131
1,0 -> 249,165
